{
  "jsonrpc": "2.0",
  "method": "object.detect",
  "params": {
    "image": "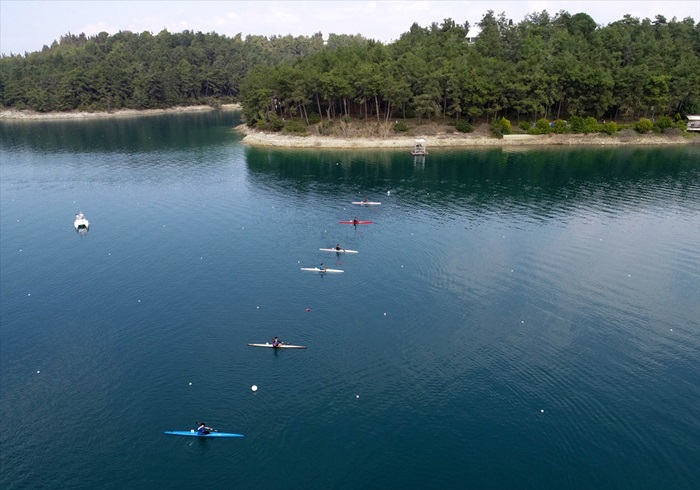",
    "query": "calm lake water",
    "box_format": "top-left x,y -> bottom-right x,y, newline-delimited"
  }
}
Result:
1,111 -> 699,489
